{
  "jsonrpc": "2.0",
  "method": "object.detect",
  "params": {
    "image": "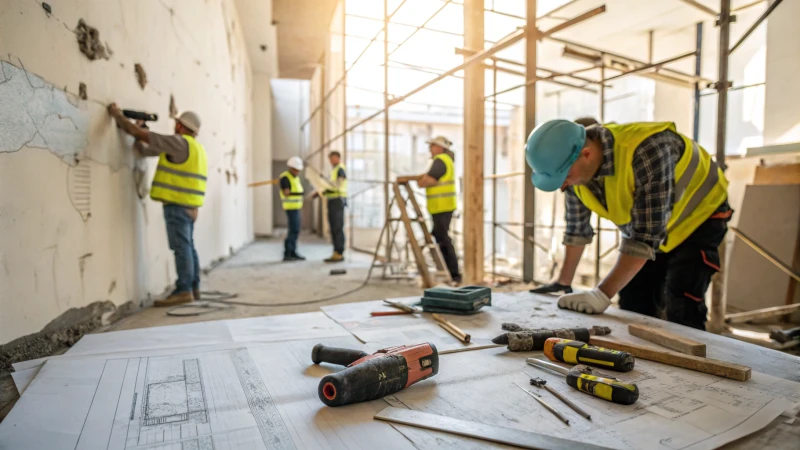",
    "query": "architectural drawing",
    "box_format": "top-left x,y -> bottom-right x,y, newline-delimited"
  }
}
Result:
77,348 -> 295,450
